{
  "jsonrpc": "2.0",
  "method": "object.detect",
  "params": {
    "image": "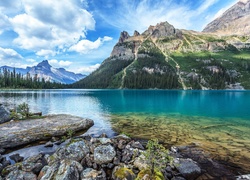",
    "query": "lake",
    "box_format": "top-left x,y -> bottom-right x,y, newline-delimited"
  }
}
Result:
1,89 -> 250,171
